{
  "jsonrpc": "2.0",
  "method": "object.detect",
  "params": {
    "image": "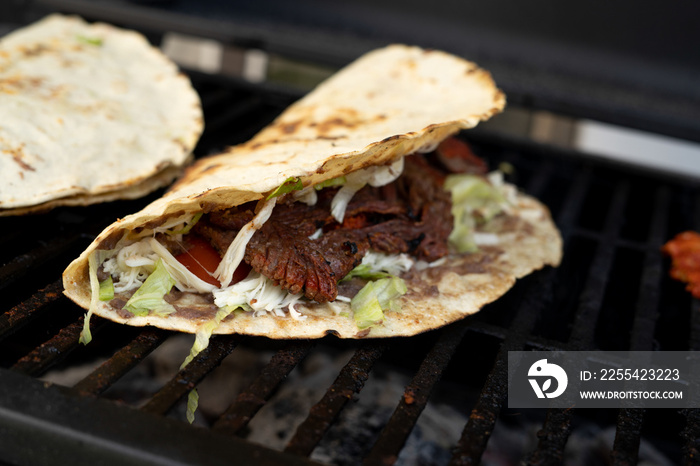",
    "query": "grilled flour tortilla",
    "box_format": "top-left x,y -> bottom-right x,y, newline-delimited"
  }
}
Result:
63,45 -> 562,339
0,14 -> 202,215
